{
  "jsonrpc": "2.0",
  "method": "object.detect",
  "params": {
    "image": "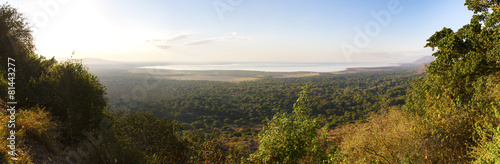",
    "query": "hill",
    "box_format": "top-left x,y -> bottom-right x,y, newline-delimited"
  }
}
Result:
411,56 -> 435,65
